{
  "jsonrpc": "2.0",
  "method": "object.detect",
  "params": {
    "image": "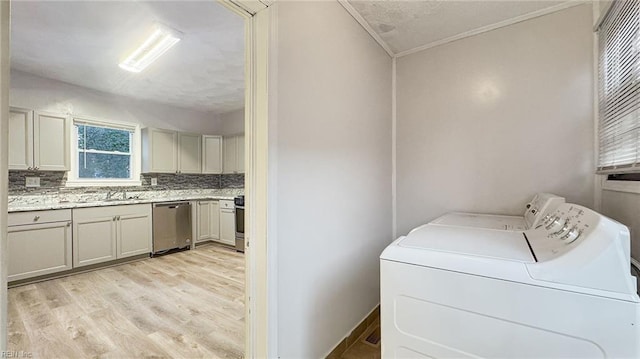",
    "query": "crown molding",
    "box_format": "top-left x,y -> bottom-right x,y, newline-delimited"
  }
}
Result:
338,0 -> 395,58
396,1 -> 586,58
